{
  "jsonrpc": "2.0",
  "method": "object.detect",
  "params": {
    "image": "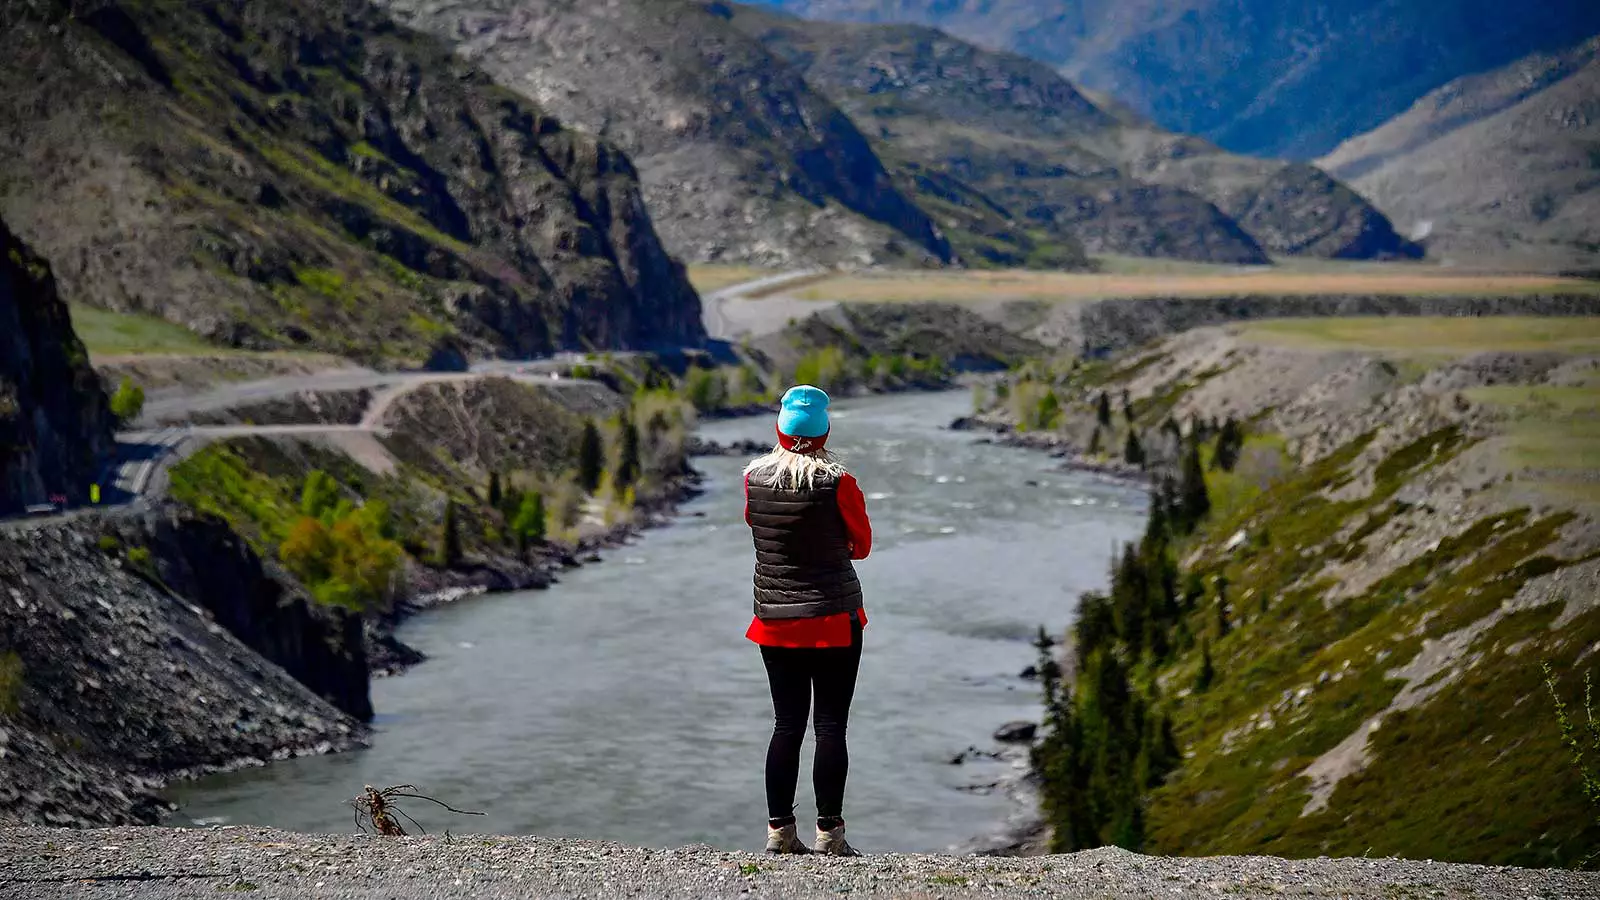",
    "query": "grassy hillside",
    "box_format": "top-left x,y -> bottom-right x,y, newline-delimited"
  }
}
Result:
976,316 -> 1600,866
